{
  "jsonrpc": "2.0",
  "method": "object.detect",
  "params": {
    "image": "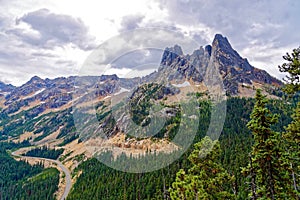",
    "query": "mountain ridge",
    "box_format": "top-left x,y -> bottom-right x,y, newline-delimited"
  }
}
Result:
159,34 -> 282,95
0,34 -> 282,96
0,34 -> 283,118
